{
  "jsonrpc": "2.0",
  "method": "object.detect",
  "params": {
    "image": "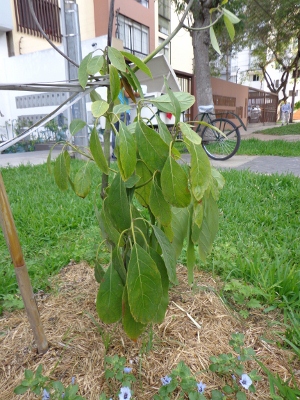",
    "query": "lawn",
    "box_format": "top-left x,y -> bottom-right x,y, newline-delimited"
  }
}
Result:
253,122 -> 300,135
238,138 -> 300,156
0,154 -> 299,352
